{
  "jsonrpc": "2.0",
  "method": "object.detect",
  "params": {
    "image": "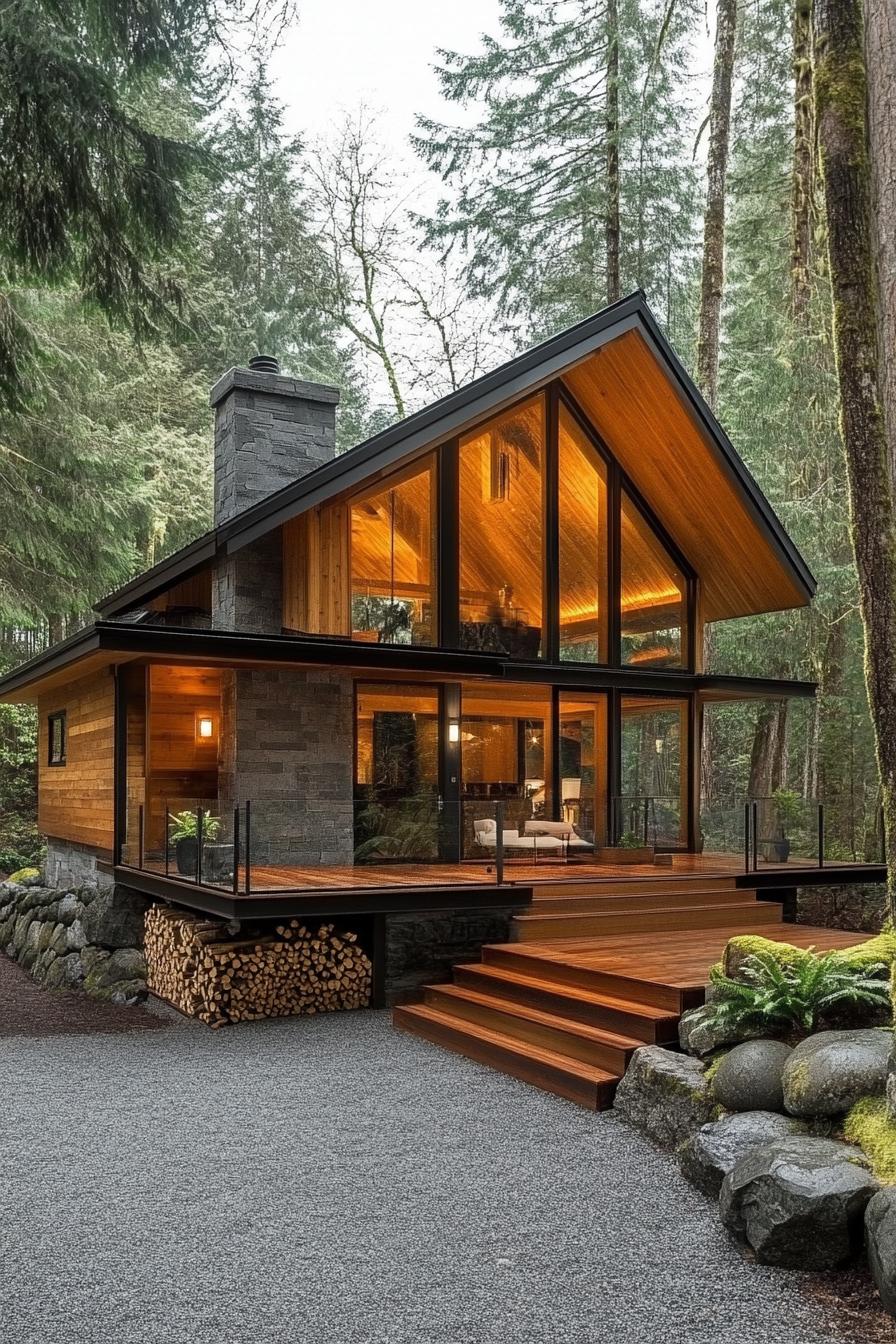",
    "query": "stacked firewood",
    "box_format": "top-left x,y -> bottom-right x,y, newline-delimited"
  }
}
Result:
144,905 -> 372,1027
